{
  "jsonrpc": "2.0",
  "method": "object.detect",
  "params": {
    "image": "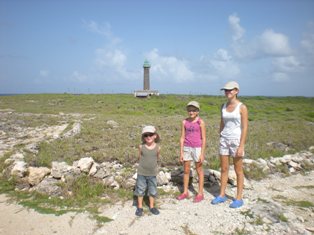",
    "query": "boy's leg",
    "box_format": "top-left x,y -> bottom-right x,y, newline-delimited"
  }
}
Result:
233,157 -> 244,200
146,176 -> 157,207
135,175 -> 147,216
137,196 -> 144,208
149,196 -> 154,208
195,161 -> 204,195
135,175 -> 147,209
